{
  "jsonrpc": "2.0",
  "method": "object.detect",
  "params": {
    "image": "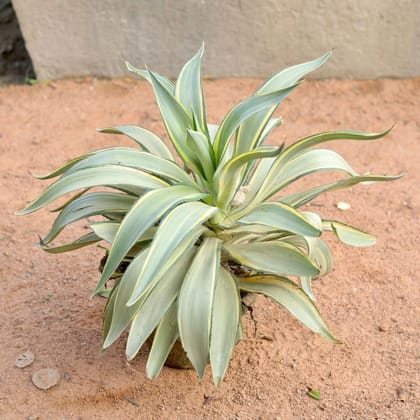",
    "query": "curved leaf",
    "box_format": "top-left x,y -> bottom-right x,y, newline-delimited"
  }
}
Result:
126,61 -> 175,94
224,241 -> 319,277
260,149 -> 359,201
234,52 -> 331,156
127,201 -> 217,305
178,238 -> 221,379
239,275 -> 339,342
98,125 -> 175,161
32,156 -> 90,180
42,192 -> 136,243
215,147 -> 281,209
239,156 -> 276,206
301,276 -> 316,302
281,127 -> 393,163
40,232 -> 101,254
126,250 -> 195,360
280,174 -> 404,208
323,220 -> 376,247
257,51 -> 332,94
186,129 -> 215,181
300,236 -> 333,302
147,70 -> 194,166
213,83 -> 300,164
210,267 -> 241,387
35,147 -> 189,185
208,124 -> 219,144
96,185 -> 207,294
102,281 -> 120,341
175,44 -> 208,134
146,302 -> 180,379
257,117 -> 283,147
16,165 -> 169,215
237,202 -> 321,237
307,237 -> 333,276
90,221 -> 120,243
103,248 -> 150,348
64,147 -> 193,185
